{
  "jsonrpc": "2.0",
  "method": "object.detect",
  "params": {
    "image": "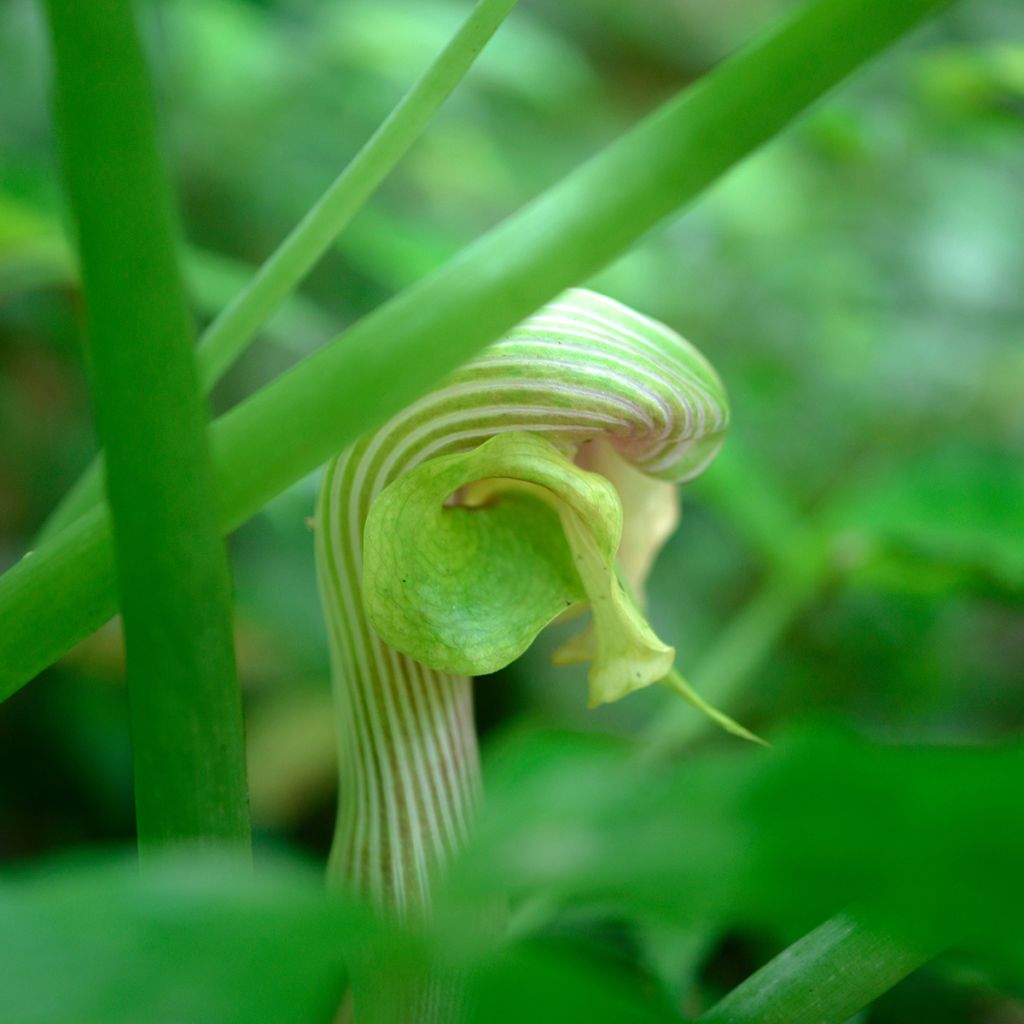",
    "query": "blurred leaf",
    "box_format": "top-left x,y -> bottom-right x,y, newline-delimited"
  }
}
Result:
444,728 -> 750,923
171,0 -> 287,116
0,854 -> 365,1024
0,851 -> 695,1024
444,724 -> 1024,978
830,444 -> 1024,595
742,728 -> 1022,964
465,939 -> 678,1023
